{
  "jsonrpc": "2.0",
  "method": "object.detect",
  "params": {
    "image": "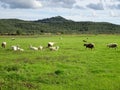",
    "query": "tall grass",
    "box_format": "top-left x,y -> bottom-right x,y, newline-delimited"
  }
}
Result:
0,35 -> 120,90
